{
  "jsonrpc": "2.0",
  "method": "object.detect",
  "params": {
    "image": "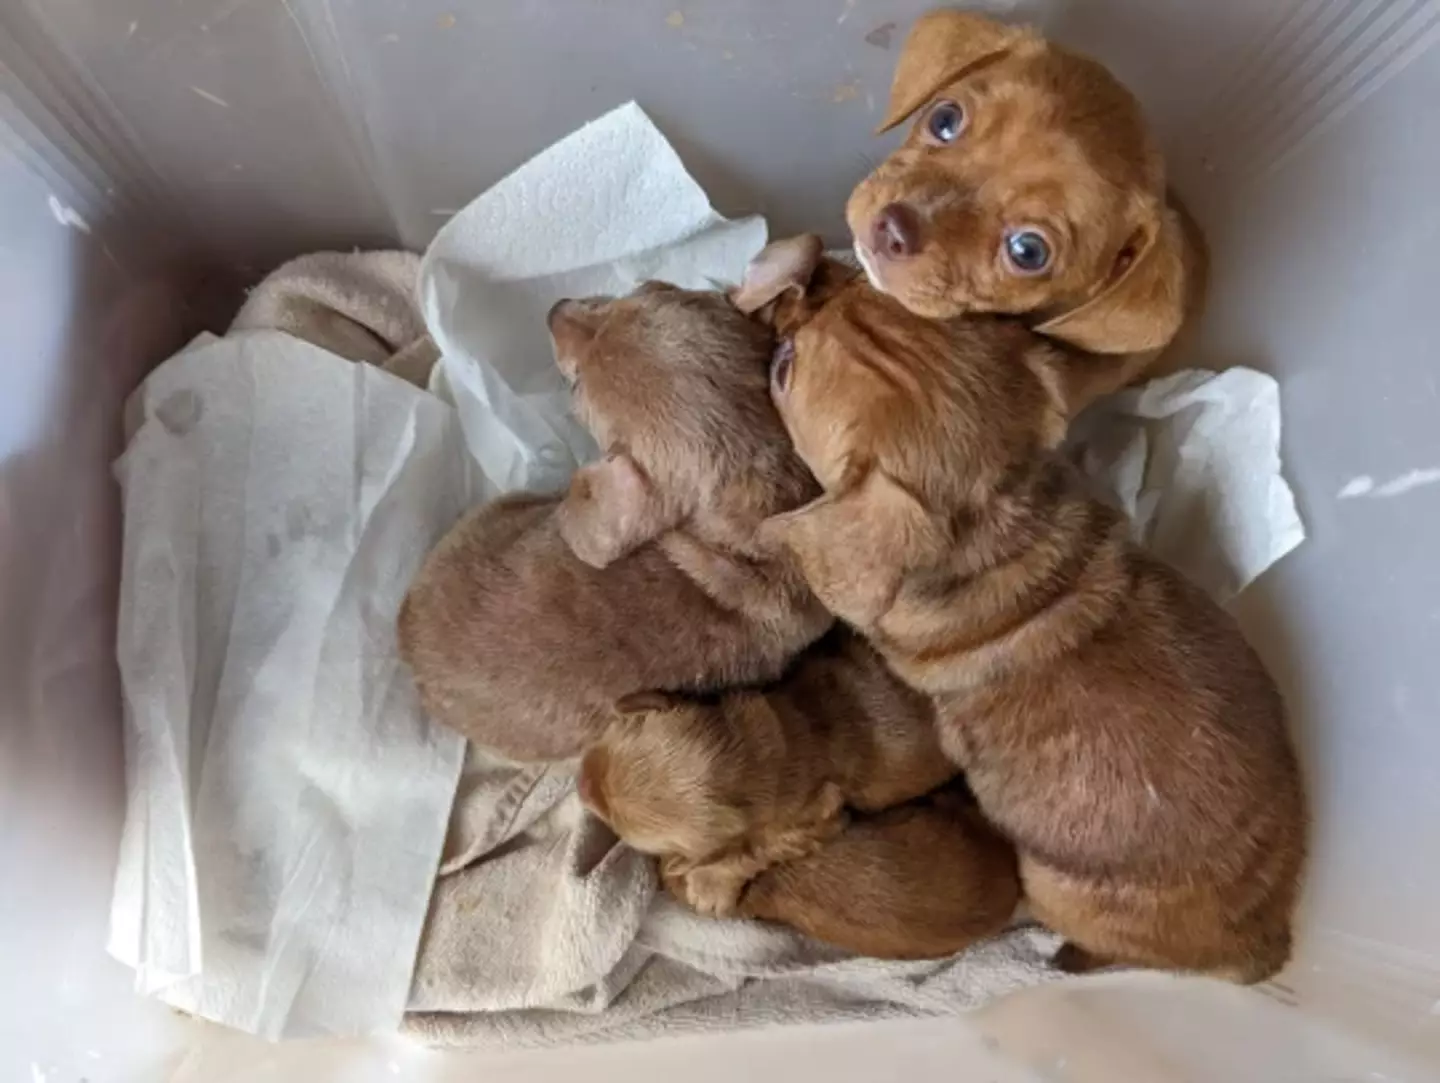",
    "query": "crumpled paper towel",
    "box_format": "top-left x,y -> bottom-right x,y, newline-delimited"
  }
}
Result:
1069,366 -> 1305,601
111,330 -> 471,1038
420,101 -> 767,497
